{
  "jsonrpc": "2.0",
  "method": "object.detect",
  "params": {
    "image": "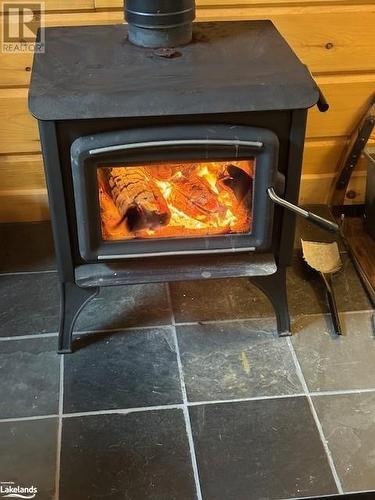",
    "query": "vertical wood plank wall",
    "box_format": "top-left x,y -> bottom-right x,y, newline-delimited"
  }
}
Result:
0,0 -> 374,221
